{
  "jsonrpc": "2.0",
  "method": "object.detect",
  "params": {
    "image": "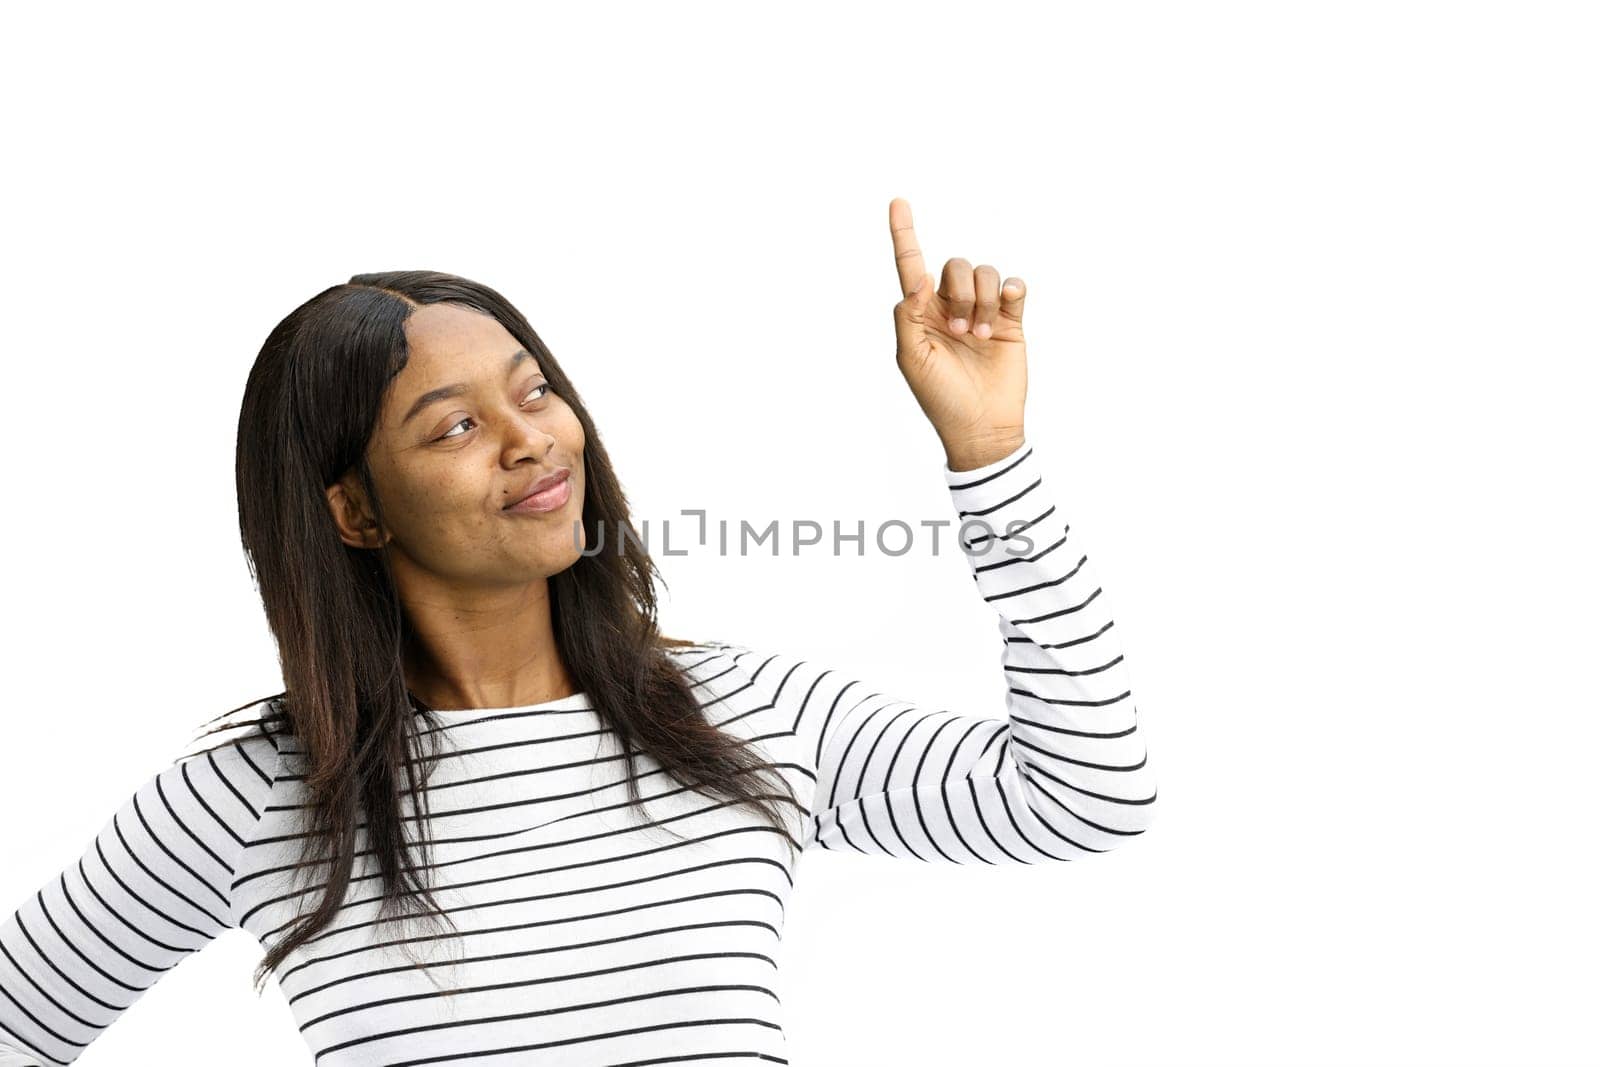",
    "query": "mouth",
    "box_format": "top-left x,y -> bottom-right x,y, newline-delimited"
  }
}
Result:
504,467 -> 573,514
